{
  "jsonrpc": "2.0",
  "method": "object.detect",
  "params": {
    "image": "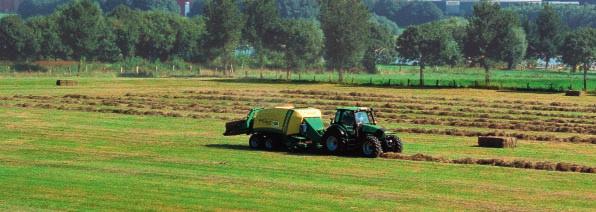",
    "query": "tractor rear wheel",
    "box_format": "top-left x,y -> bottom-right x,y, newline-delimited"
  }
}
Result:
362,136 -> 383,158
249,134 -> 264,149
322,130 -> 343,155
